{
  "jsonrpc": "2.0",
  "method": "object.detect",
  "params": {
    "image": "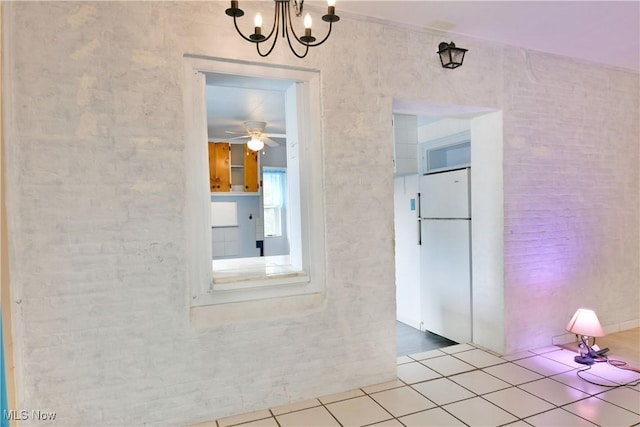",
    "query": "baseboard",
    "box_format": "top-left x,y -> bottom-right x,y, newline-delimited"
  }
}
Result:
617,318 -> 640,331
396,316 -> 422,331
553,318 -> 640,346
